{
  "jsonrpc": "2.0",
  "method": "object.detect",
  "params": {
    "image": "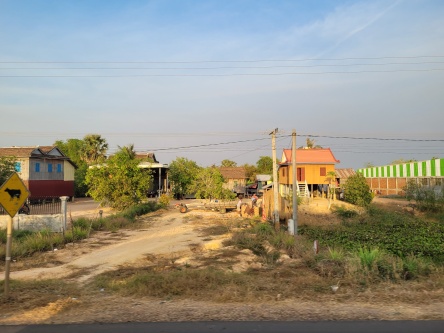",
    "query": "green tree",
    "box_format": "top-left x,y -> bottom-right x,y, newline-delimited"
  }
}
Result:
256,156 -> 273,175
117,144 -> 136,160
55,138 -> 89,197
85,145 -> 152,210
168,157 -> 200,199
0,156 -> 16,185
190,167 -> 233,200
54,138 -> 85,166
220,159 -> 237,167
343,173 -> 373,207
81,134 -> 108,165
242,163 -> 257,182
